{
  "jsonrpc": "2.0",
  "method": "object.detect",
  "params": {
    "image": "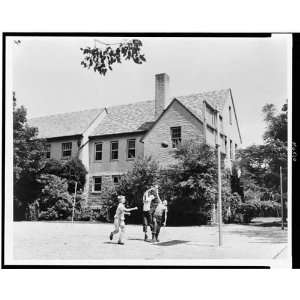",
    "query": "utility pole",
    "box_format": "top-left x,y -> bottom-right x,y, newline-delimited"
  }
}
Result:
280,166 -> 284,230
216,110 -> 222,246
72,182 -> 78,223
